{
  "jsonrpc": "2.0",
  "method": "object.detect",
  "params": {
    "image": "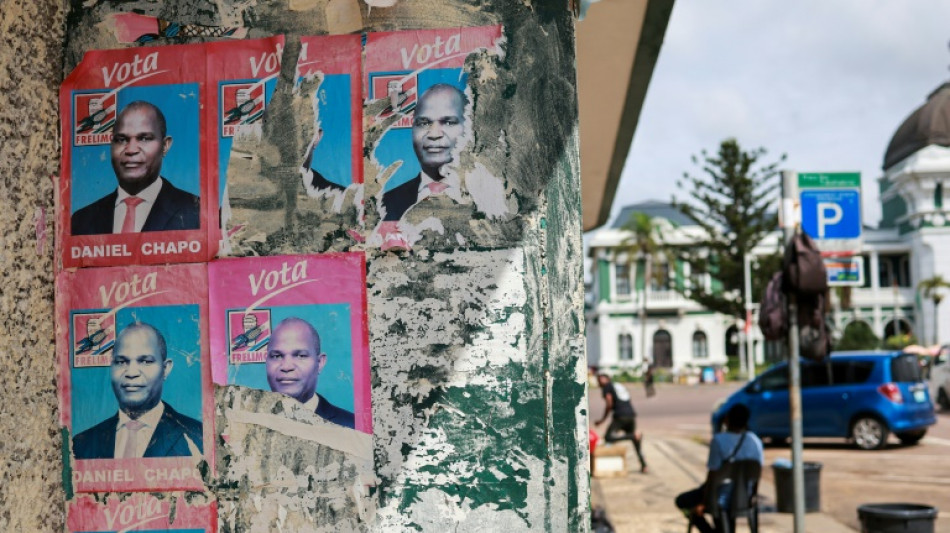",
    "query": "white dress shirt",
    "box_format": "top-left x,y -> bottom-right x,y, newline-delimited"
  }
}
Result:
114,402 -> 164,458
417,170 -> 463,204
112,178 -> 163,233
